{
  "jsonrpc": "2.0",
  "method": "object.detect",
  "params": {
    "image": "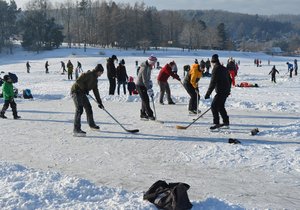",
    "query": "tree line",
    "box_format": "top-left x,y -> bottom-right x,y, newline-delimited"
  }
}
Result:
1,0 -> 300,54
